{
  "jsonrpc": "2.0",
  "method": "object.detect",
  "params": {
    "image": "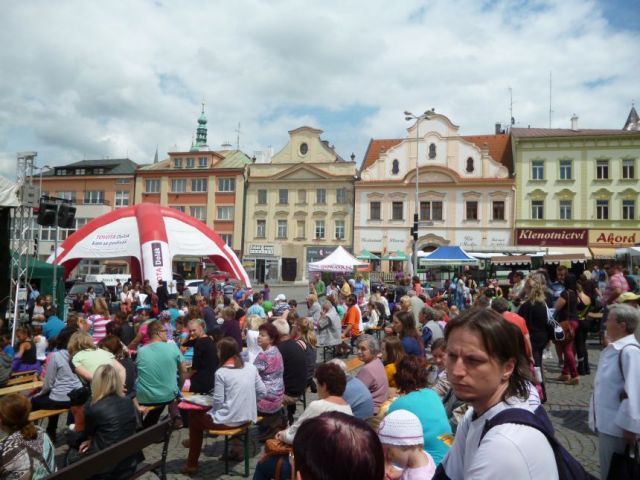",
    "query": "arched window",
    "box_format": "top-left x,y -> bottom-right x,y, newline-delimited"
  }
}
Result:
392,159 -> 399,175
428,143 -> 436,159
466,157 -> 474,172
